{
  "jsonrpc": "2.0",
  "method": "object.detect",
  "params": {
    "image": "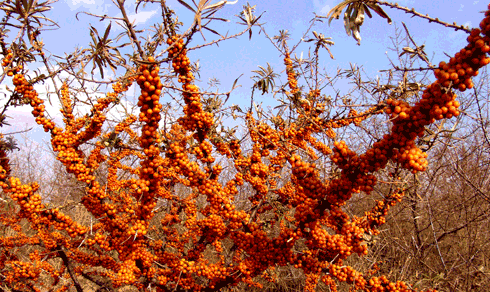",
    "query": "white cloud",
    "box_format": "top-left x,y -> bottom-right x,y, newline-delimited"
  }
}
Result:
129,10 -> 158,25
71,0 -> 96,4
313,0 -> 335,15
66,0 -> 111,14
114,10 -> 158,30
67,0 -> 96,11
